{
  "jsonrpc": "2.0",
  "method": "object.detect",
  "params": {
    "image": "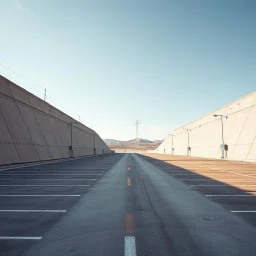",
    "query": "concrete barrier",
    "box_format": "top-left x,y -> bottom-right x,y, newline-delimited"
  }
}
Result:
156,91 -> 256,162
0,75 -> 111,165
